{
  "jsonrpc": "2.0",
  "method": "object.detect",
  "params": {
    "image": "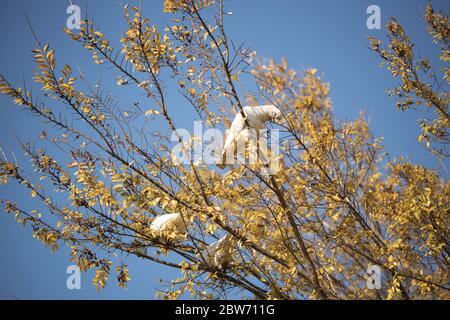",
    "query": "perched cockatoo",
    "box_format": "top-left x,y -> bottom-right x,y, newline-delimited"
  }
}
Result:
203,234 -> 234,271
149,213 -> 190,243
219,105 -> 282,168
